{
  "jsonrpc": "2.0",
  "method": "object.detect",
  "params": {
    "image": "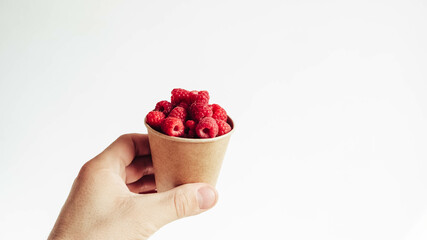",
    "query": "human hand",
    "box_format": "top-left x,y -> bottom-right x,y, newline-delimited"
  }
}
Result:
48,134 -> 218,240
